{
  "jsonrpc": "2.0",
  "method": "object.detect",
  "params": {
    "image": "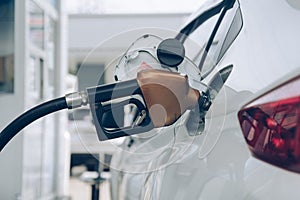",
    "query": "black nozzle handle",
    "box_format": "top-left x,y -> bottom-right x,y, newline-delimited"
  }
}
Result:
87,79 -> 154,141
